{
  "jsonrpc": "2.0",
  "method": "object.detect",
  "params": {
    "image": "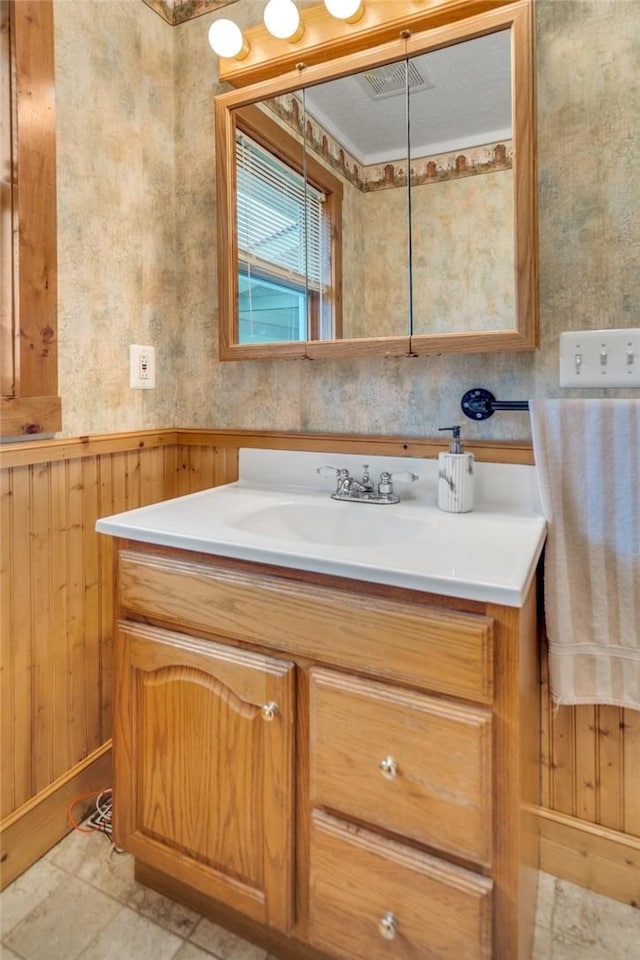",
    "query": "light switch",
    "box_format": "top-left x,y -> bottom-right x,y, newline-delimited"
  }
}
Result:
559,329 -> 640,388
